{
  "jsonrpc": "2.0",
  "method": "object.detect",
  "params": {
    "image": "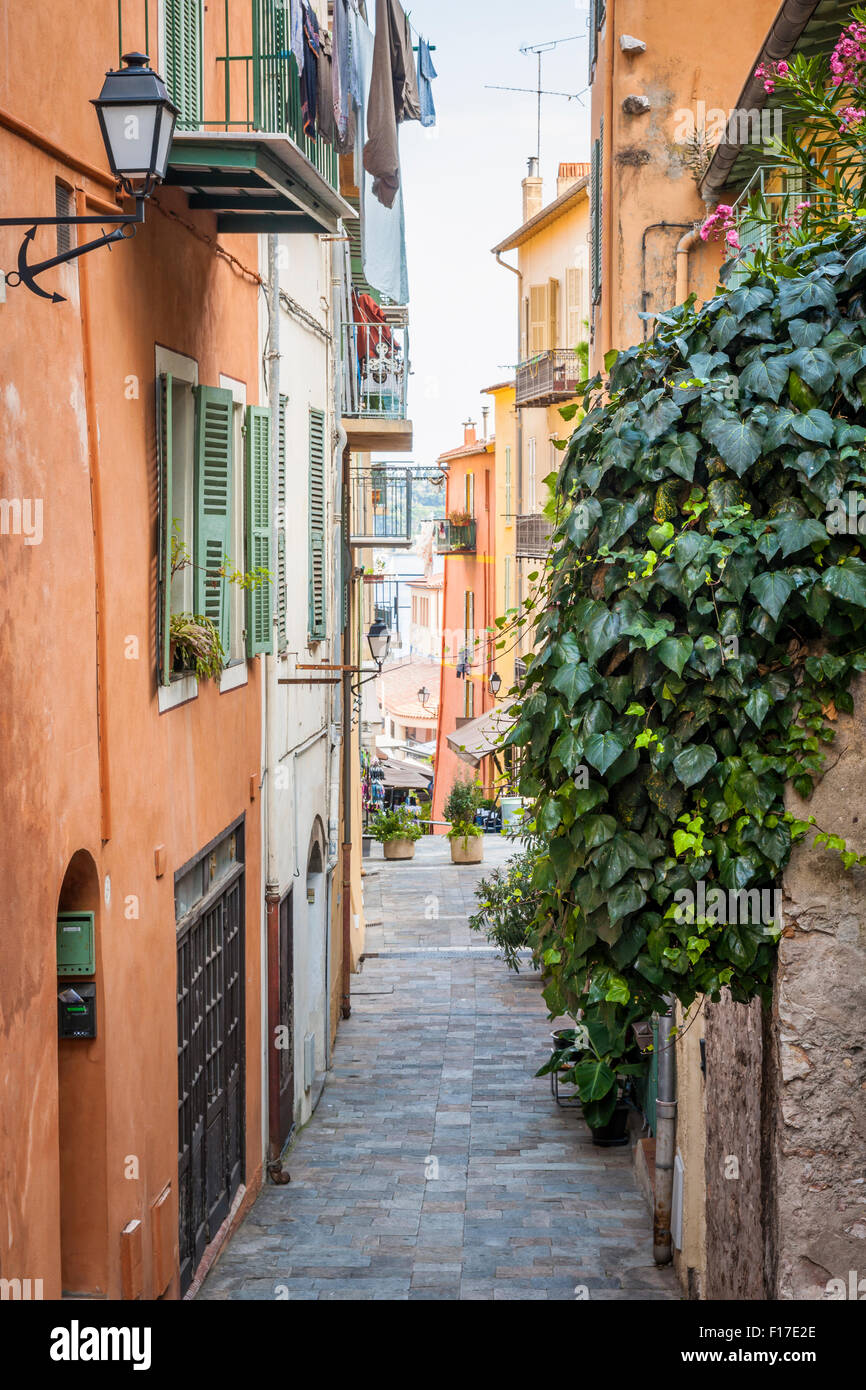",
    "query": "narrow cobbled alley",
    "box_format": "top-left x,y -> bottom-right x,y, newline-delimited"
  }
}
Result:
198,838 -> 678,1302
